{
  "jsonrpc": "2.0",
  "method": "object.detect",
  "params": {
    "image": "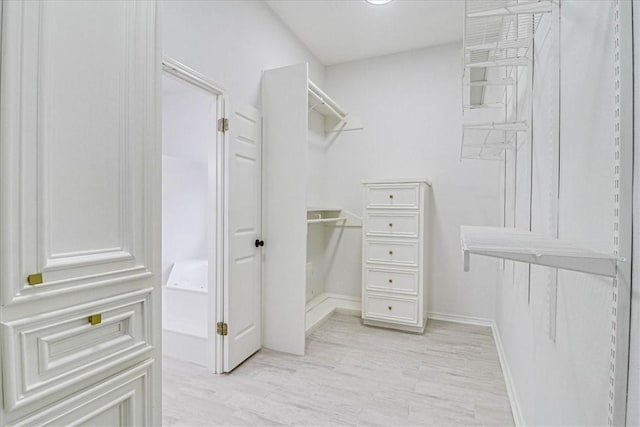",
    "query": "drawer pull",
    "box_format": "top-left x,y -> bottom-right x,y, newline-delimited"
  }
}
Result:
88,314 -> 102,326
388,306 -> 393,311
388,250 -> 393,255
388,223 -> 393,227
388,279 -> 393,283
27,273 -> 43,286
389,194 -> 394,199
